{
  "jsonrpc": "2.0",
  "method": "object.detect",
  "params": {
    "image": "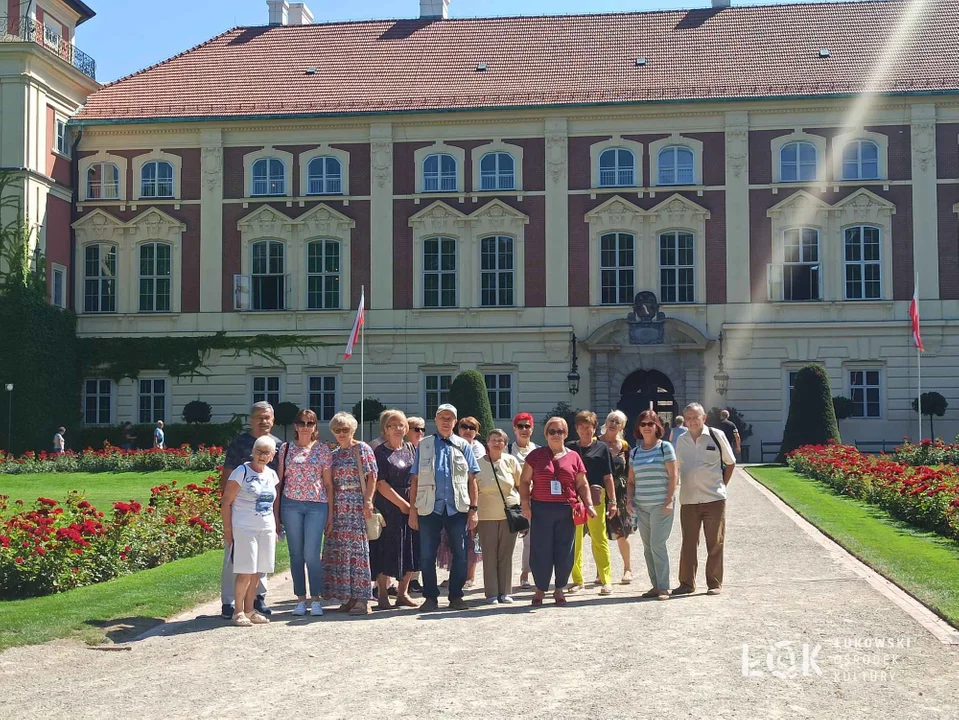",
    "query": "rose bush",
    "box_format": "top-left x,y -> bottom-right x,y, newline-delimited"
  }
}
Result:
0,475 -> 222,599
787,442 -> 959,542
892,437 -> 959,467
0,445 -> 224,475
